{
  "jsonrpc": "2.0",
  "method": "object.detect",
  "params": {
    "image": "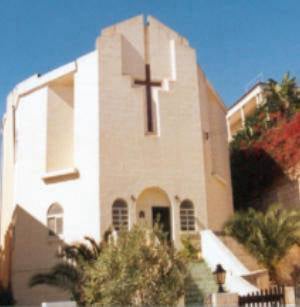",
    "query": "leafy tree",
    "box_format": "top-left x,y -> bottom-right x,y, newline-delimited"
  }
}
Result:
255,112 -> 300,171
224,205 -> 300,281
82,224 -> 187,306
29,231 -> 111,305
